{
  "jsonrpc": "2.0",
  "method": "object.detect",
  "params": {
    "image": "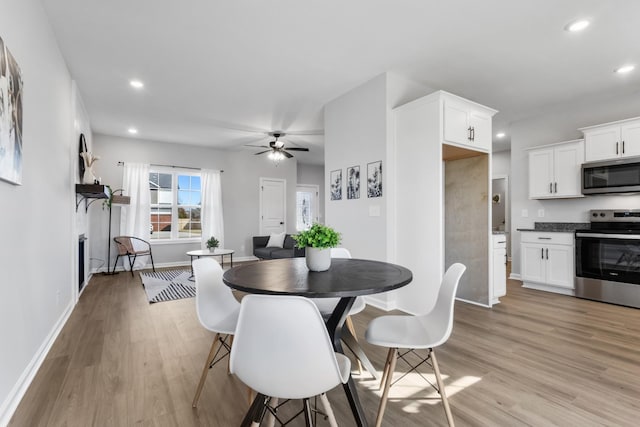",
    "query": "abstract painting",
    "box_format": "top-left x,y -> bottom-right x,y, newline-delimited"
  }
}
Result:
330,169 -> 342,201
347,165 -> 360,199
0,36 -> 23,185
367,161 -> 382,198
